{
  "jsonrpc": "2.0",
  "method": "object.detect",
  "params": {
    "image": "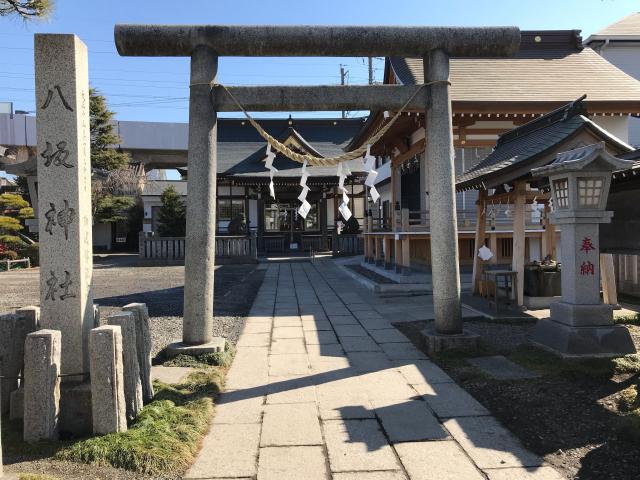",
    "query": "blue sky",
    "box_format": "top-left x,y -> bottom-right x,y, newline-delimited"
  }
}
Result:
0,0 -> 638,123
